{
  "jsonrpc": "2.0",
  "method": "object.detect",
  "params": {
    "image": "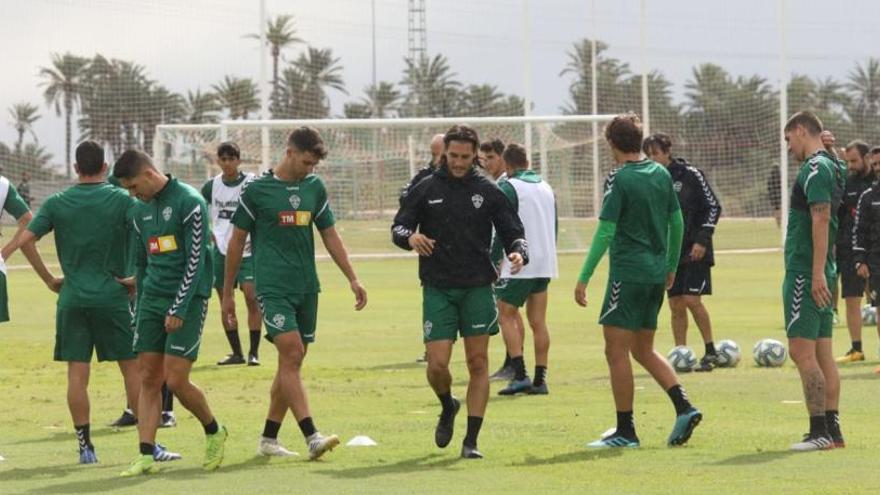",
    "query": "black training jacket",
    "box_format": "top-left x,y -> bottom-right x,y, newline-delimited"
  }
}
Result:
852,180 -> 880,268
836,171 -> 874,255
391,165 -> 528,288
667,157 -> 722,266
